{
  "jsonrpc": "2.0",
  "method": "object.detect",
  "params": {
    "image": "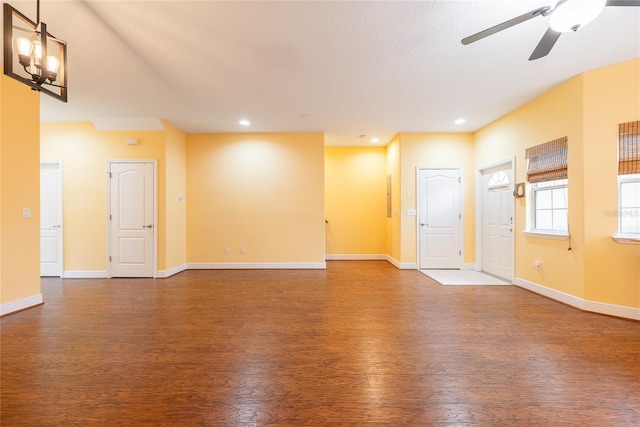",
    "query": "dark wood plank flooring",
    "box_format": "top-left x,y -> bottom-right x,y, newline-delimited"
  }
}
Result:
1,261 -> 639,426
